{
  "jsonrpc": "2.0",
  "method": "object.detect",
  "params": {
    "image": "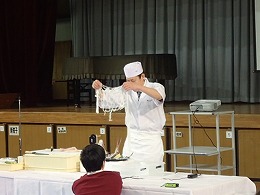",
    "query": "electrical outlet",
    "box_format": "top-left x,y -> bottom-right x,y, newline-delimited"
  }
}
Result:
161,129 -> 165,136
226,131 -> 232,139
176,132 -> 183,137
0,125 -> 4,132
9,125 -> 19,136
57,126 -> 67,133
100,127 -> 105,134
47,126 -> 52,133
